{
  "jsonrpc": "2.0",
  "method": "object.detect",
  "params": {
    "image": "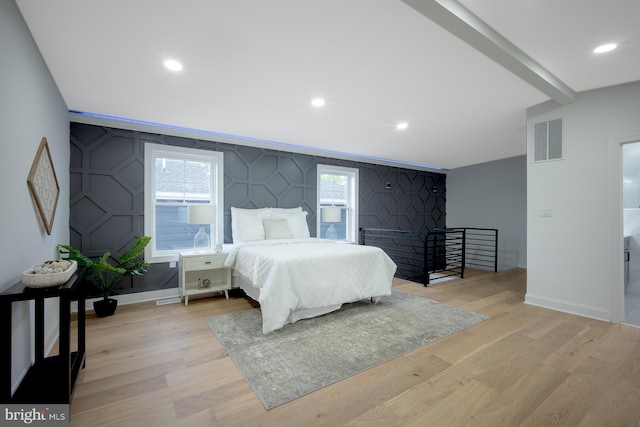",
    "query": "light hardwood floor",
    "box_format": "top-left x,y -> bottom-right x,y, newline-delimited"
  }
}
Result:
68,268 -> 640,426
